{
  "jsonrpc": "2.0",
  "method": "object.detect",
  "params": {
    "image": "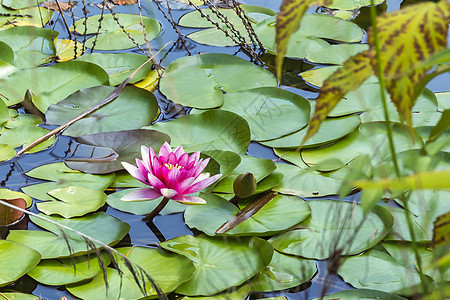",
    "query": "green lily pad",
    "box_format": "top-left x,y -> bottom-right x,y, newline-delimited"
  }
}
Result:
272,163 -> 341,197
71,14 -> 161,50
324,0 -> 385,10
0,293 -> 40,300
45,85 -> 159,137
0,60 -> 109,110
0,26 -> 55,69
202,150 -> 242,179
148,110 -> 251,155
0,188 -> 32,208
261,114 -> 361,148
301,122 -> 422,171
67,247 -> 195,299
0,61 -> 18,79
0,125 -> 55,153
269,200 -> 393,259
65,129 -> 169,174
109,170 -> 148,188
255,14 -> 363,58
251,251 -> 317,292
306,44 -> 369,65
179,5 -> 275,47
0,6 -> 52,28
159,53 -> 277,109
106,188 -> 186,216
0,144 -> 15,161
0,98 -> 8,126
436,91 -> 450,111
196,87 -> 310,141
338,250 -> 423,295
0,240 -> 41,287
21,162 -> 115,201
313,289 -> 407,300
3,113 -> 42,129
28,252 -> 111,285
7,212 -> 129,258
213,155 -> 276,194
36,186 -> 107,218
183,282 -> 252,300
2,0 -> 45,9
0,41 -> 14,64
76,53 -> 153,86
160,235 -> 273,296
185,193 -> 310,236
